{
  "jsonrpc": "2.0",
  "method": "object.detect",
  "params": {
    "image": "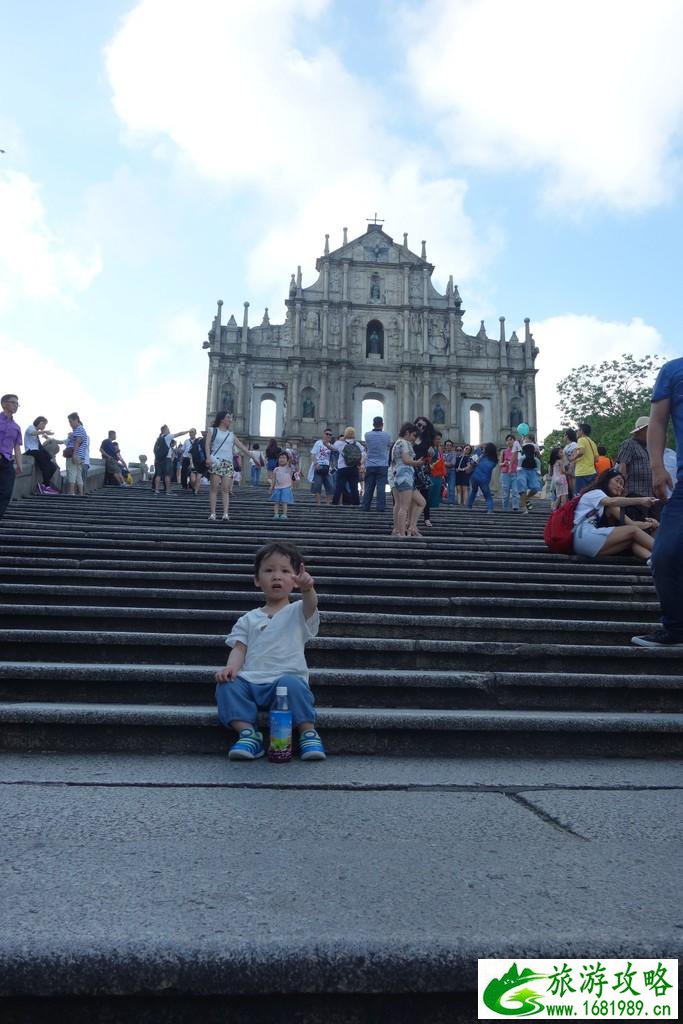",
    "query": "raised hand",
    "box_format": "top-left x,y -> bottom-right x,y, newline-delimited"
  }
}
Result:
293,563 -> 315,593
